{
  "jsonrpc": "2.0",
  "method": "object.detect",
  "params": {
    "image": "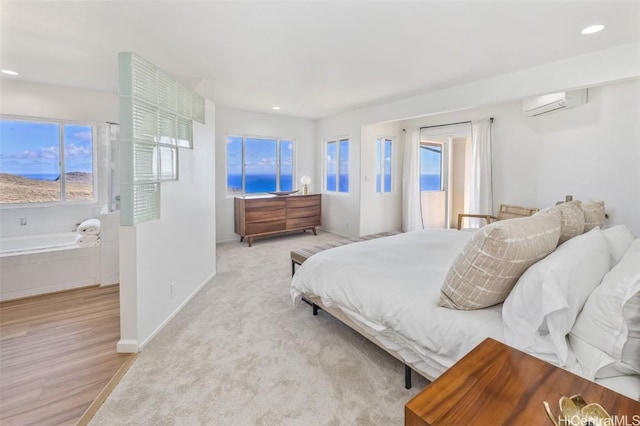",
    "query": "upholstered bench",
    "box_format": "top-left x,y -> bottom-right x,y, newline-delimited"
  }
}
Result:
290,231 -> 402,276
